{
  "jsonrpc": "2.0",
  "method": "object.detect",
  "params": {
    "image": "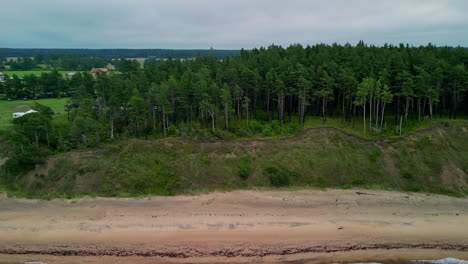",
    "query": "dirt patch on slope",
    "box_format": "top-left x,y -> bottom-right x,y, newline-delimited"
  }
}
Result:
441,161 -> 467,192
